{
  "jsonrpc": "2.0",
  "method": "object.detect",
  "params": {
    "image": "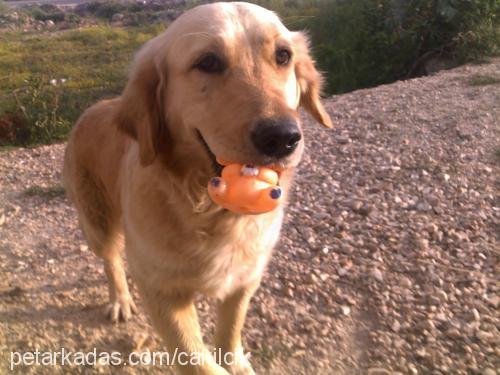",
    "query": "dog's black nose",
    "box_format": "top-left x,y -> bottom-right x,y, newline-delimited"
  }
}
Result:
251,118 -> 301,158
